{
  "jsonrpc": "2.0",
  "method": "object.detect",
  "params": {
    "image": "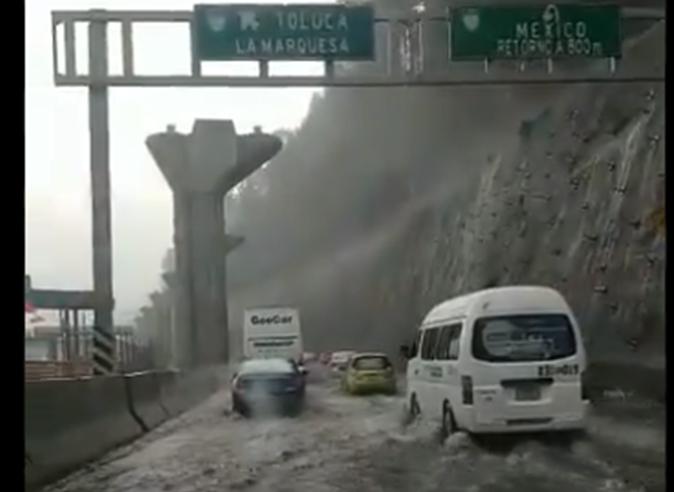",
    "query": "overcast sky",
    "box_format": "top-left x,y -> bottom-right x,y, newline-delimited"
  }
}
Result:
25,0 -> 329,323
